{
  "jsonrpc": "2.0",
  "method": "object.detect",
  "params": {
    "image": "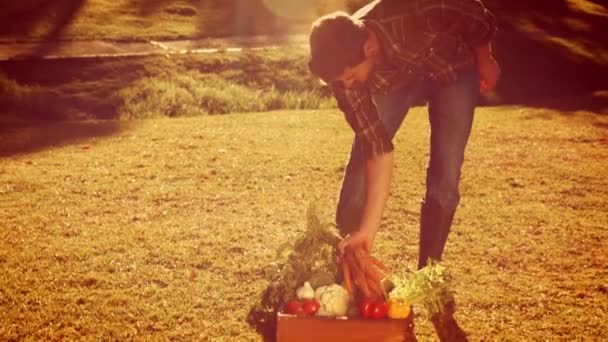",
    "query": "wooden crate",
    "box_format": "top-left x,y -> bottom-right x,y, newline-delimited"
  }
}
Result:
276,313 -> 416,342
